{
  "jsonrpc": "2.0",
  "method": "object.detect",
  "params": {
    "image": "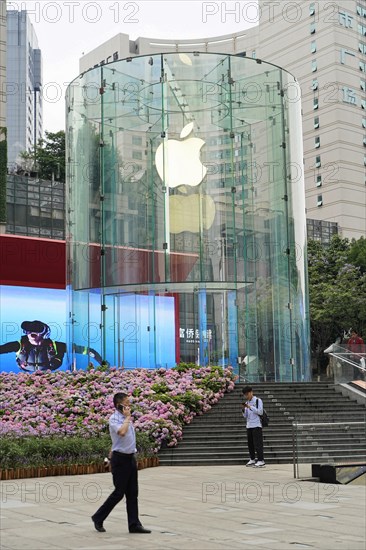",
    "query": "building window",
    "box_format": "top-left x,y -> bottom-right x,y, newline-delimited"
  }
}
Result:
315,155 -> 321,168
340,48 -> 356,65
314,116 -> 319,129
315,136 -> 320,148
364,155 -> 366,166
307,219 -> 338,244
312,79 -> 319,90
311,41 -> 317,53
360,61 -> 366,71
252,50 -> 256,59
362,100 -> 366,109
359,42 -> 366,54
316,175 -> 322,187
317,195 -> 323,207
361,79 -> 366,91
310,22 -> 316,34
363,135 -> 366,146
132,150 -> 142,160
313,97 -> 319,109
309,3 -> 316,16
363,118 -> 366,128
359,24 -> 366,36
132,135 -> 142,146
312,59 -> 318,72
357,5 -> 366,18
